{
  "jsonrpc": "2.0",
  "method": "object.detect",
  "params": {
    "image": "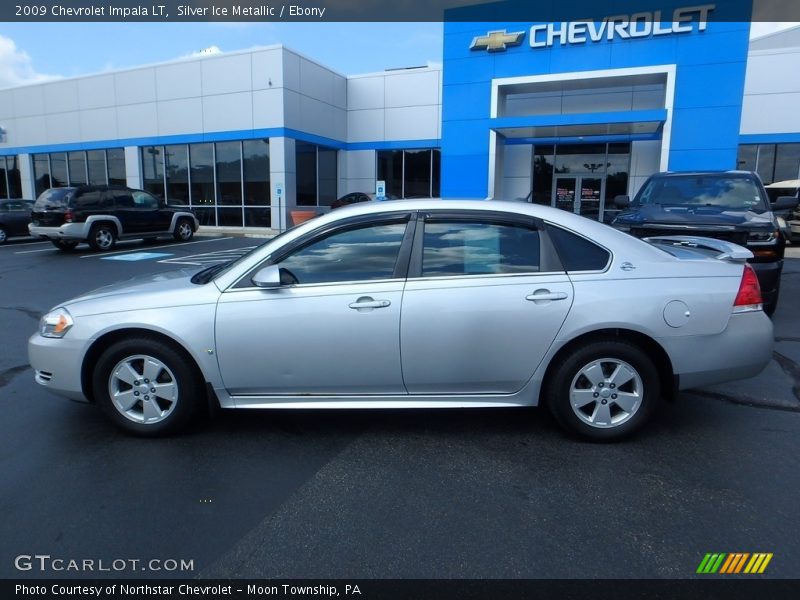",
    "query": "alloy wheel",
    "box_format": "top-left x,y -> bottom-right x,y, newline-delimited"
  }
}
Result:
569,358 -> 643,428
108,354 -> 179,424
